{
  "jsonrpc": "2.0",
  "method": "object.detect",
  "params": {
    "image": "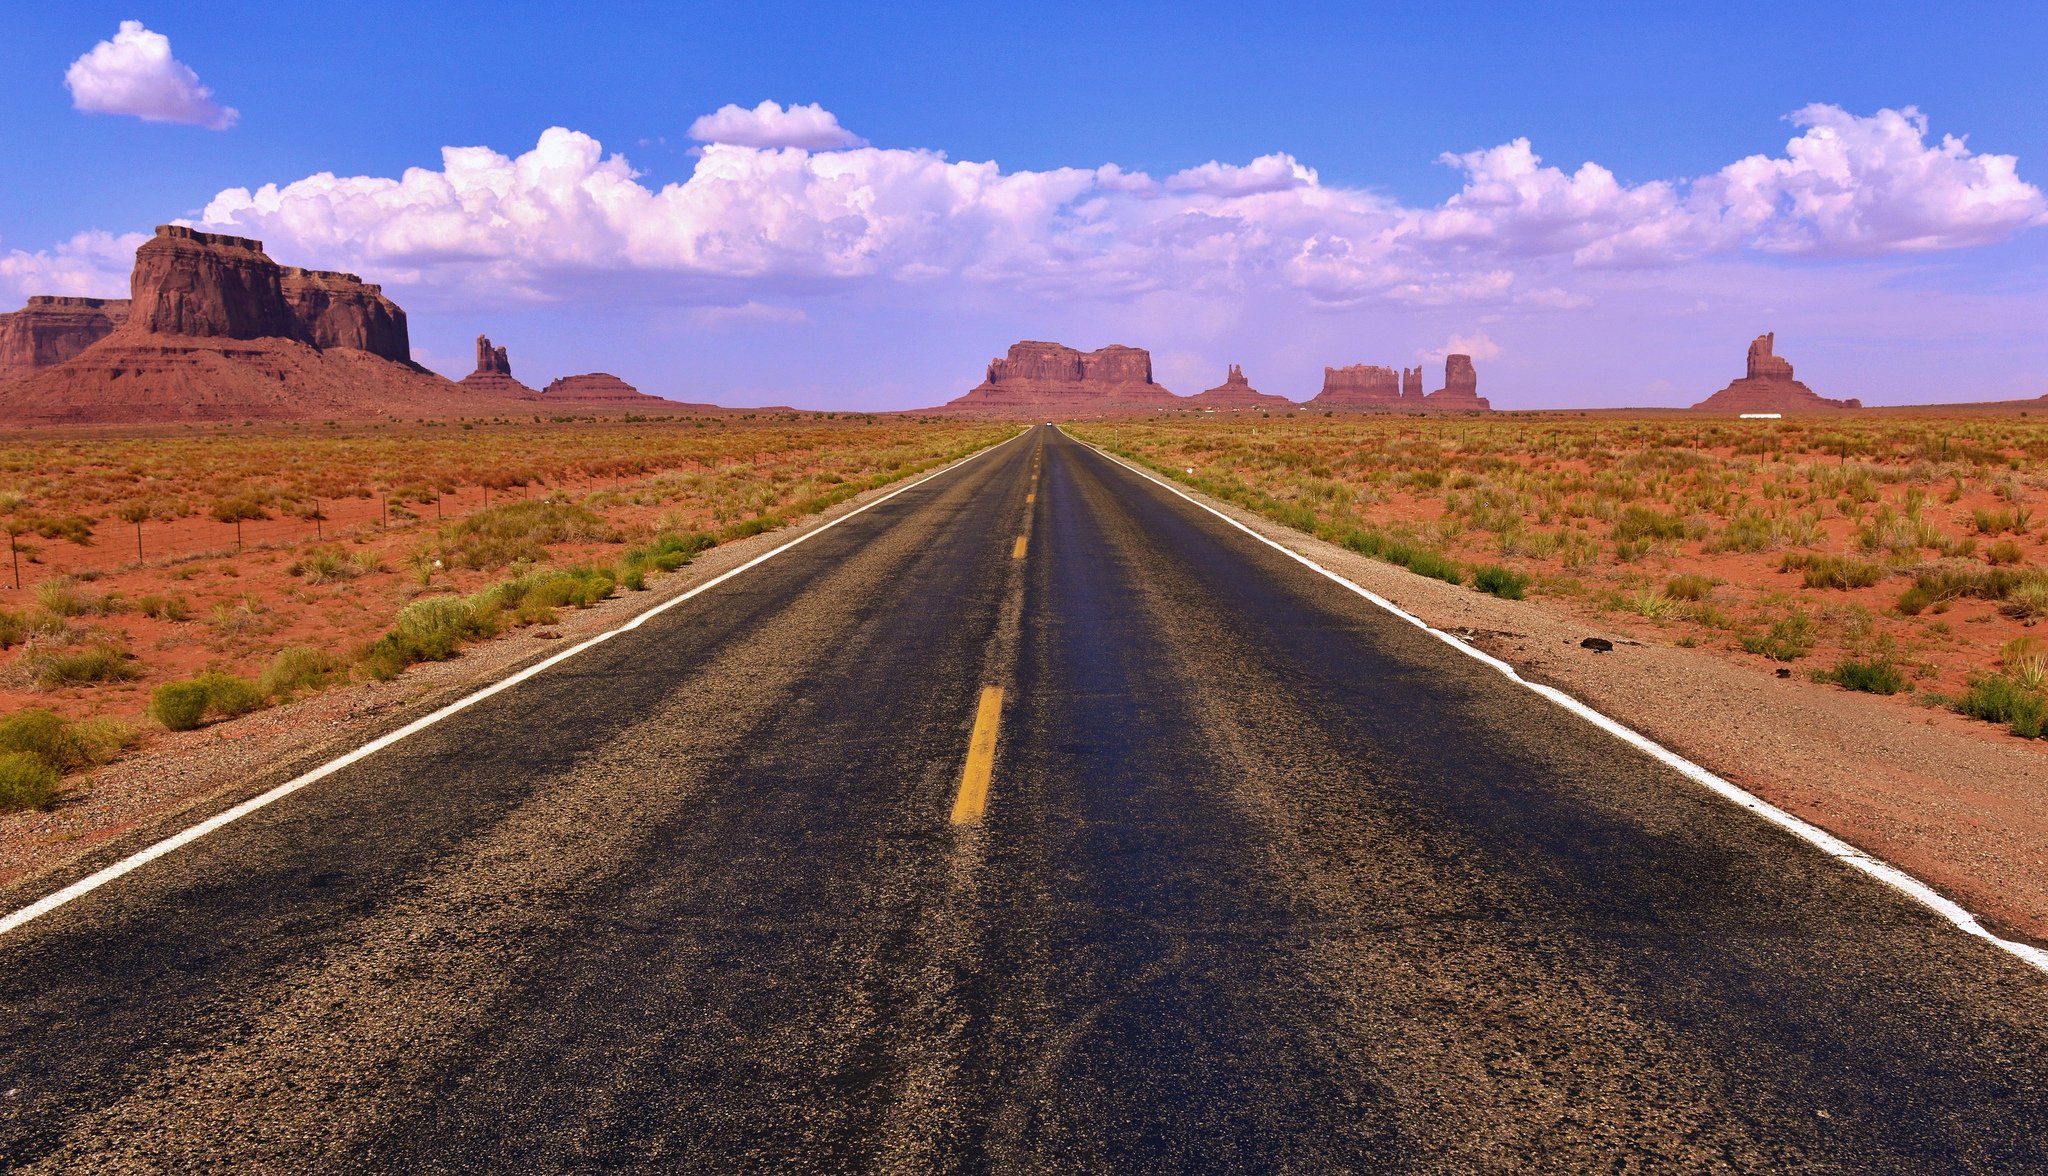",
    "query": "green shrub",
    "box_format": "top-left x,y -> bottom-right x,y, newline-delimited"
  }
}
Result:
1665,573 -> 1715,601
362,596 -> 488,679
0,752 -> 60,811
1820,657 -> 1908,695
1957,675 -> 2047,738
1782,553 -> 1885,590
136,593 -> 192,622
1400,548 -> 1464,585
260,646 -> 345,699
423,501 -> 620,571
34,578 -> 87,618
149,673 -> 266,731
149,681 -> 211,731
0,708 -> 88,772
1741,613 -> 1816,662
1472,564 -> 1528,600
32,646 -> 141,689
